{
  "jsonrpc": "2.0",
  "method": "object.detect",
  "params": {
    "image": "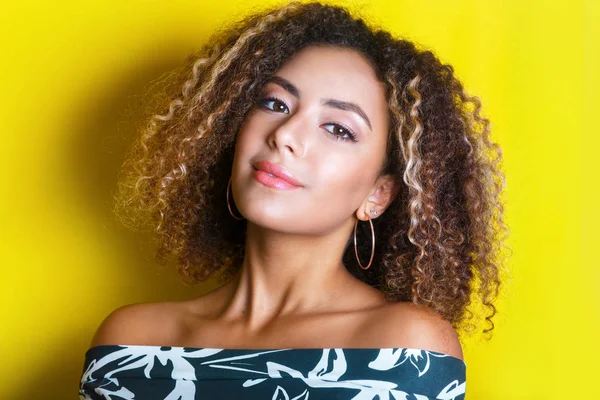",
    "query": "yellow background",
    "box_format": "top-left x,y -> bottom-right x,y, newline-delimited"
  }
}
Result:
1,0 -> 597,398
